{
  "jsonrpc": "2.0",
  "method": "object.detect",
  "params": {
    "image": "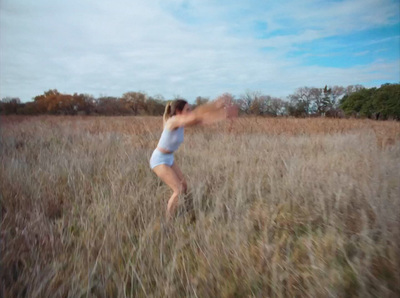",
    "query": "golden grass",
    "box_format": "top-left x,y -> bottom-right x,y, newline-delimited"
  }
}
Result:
1,116 -> 400,297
